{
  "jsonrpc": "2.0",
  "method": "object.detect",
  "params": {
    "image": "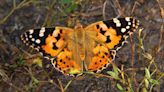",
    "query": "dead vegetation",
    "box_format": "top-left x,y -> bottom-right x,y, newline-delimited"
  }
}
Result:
0,0 -> 164,92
